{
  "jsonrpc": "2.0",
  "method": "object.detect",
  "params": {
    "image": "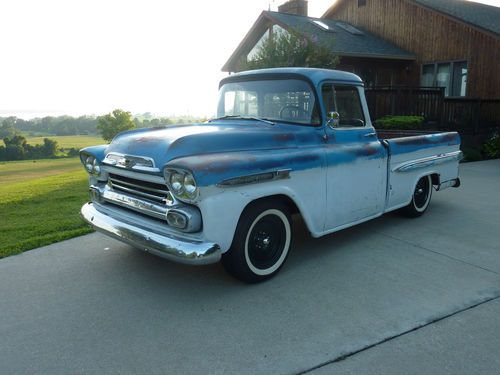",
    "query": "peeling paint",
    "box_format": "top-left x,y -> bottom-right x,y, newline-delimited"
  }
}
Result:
388,132 -> 460,155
